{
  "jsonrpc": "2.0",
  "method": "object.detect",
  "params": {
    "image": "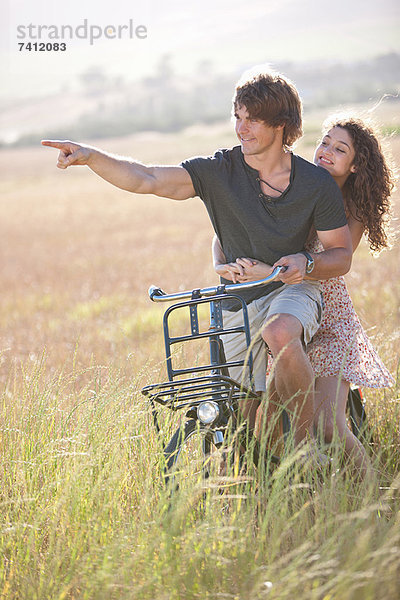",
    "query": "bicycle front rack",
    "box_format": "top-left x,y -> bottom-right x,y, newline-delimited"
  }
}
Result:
141,291 -> 257,434
142,373 -> 257,411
